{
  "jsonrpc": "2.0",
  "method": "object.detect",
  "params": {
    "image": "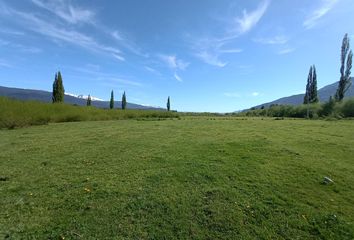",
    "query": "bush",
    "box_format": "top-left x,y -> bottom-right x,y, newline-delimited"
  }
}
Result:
339,98 -> 354,117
